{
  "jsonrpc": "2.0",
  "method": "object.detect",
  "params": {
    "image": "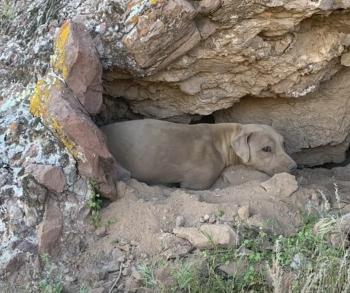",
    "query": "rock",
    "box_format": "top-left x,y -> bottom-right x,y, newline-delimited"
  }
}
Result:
4,252 -> 26,275
208,214 -> 216,224
260,173 -> 298,198
37,199 -> 63,255
175,215 -> 185,227
218,259 -> 248,276
341,52 -> 350,66
173,224 -> 239,249
52,21 -> 103,115
121,0 -> 200,73
26,164 -> 65,193
212,165 -> 270,189
290,253 -> 306,270
155,265 -> 175,288
196,0 -> 222,15
29,21 -> 129,199
95,226 -> 107,238
124,276 -> 141,293
160,233 -> 192,259
238,206 -> 250,220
